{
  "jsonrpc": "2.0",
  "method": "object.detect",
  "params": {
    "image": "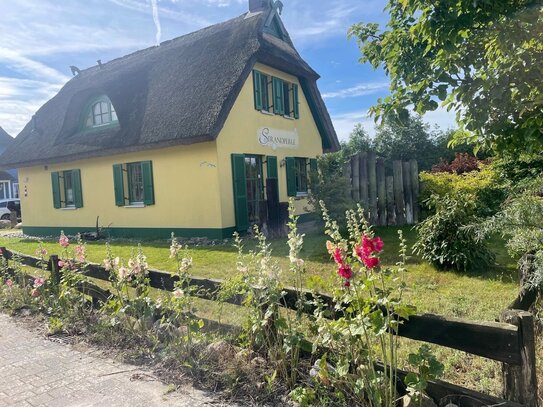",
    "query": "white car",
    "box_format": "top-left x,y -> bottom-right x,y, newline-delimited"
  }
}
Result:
0,200 -> 21,221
